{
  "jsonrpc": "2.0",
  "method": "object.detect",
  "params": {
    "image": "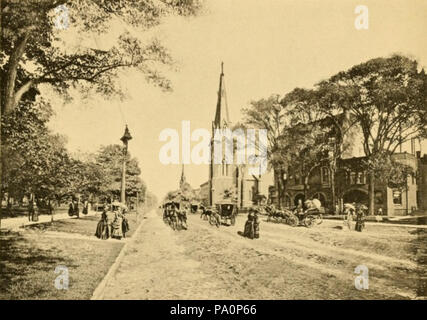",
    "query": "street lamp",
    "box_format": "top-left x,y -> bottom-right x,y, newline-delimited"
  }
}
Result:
120,125 -> 132,204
